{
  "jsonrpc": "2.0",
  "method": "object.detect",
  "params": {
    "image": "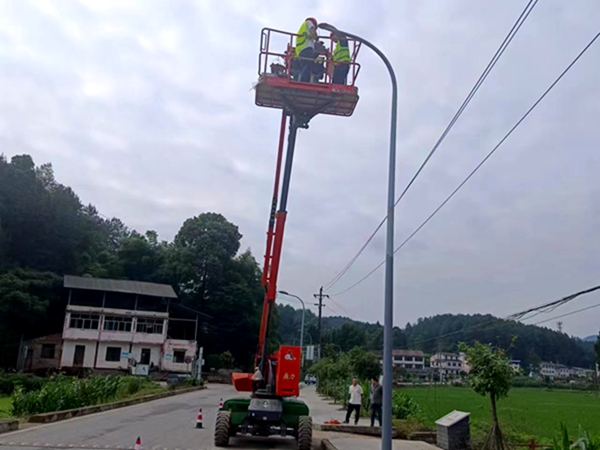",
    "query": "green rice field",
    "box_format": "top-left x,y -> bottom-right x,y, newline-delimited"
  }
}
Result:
400,386 -> 600,443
